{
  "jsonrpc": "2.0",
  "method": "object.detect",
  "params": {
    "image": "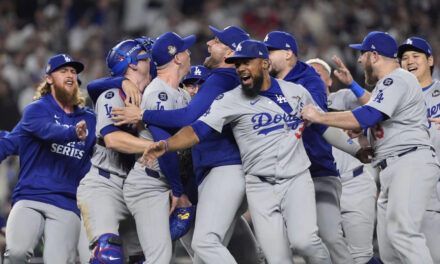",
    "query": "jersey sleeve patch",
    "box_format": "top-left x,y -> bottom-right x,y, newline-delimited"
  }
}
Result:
158,92 -> 168,101
105,91 -> 114,99
383,78 -> 393,86
215,93 -> 224,100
